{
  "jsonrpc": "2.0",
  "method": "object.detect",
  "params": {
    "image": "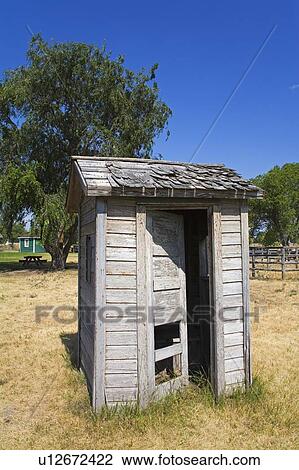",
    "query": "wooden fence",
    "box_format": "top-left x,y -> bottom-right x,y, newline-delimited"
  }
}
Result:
0,243 -> 19,252
249,246 -> 299,279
